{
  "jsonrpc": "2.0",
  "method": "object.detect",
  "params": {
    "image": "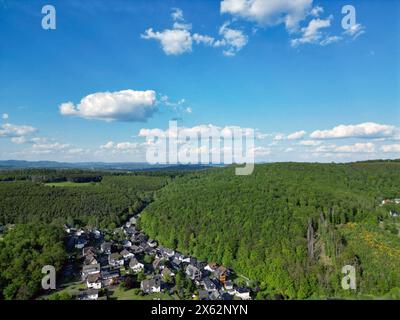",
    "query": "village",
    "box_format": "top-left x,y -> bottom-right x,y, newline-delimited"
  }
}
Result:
61,213 -> 253,301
